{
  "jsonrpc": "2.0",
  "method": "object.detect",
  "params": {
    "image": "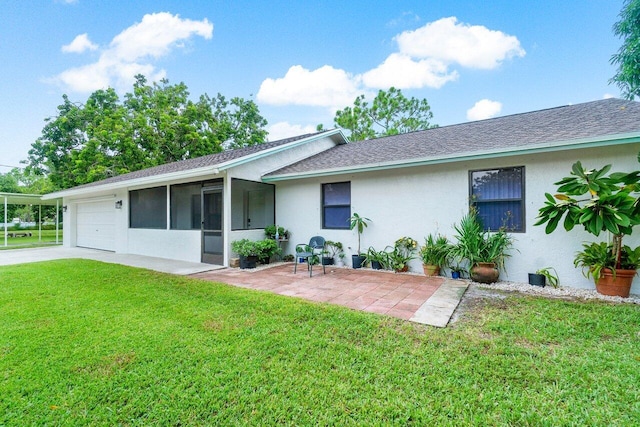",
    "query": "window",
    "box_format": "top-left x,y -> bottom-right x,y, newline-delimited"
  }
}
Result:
322,182 -> 351,229
170,183 -> 202,230
470,167 -> 524,232
130,186 -> 167,229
